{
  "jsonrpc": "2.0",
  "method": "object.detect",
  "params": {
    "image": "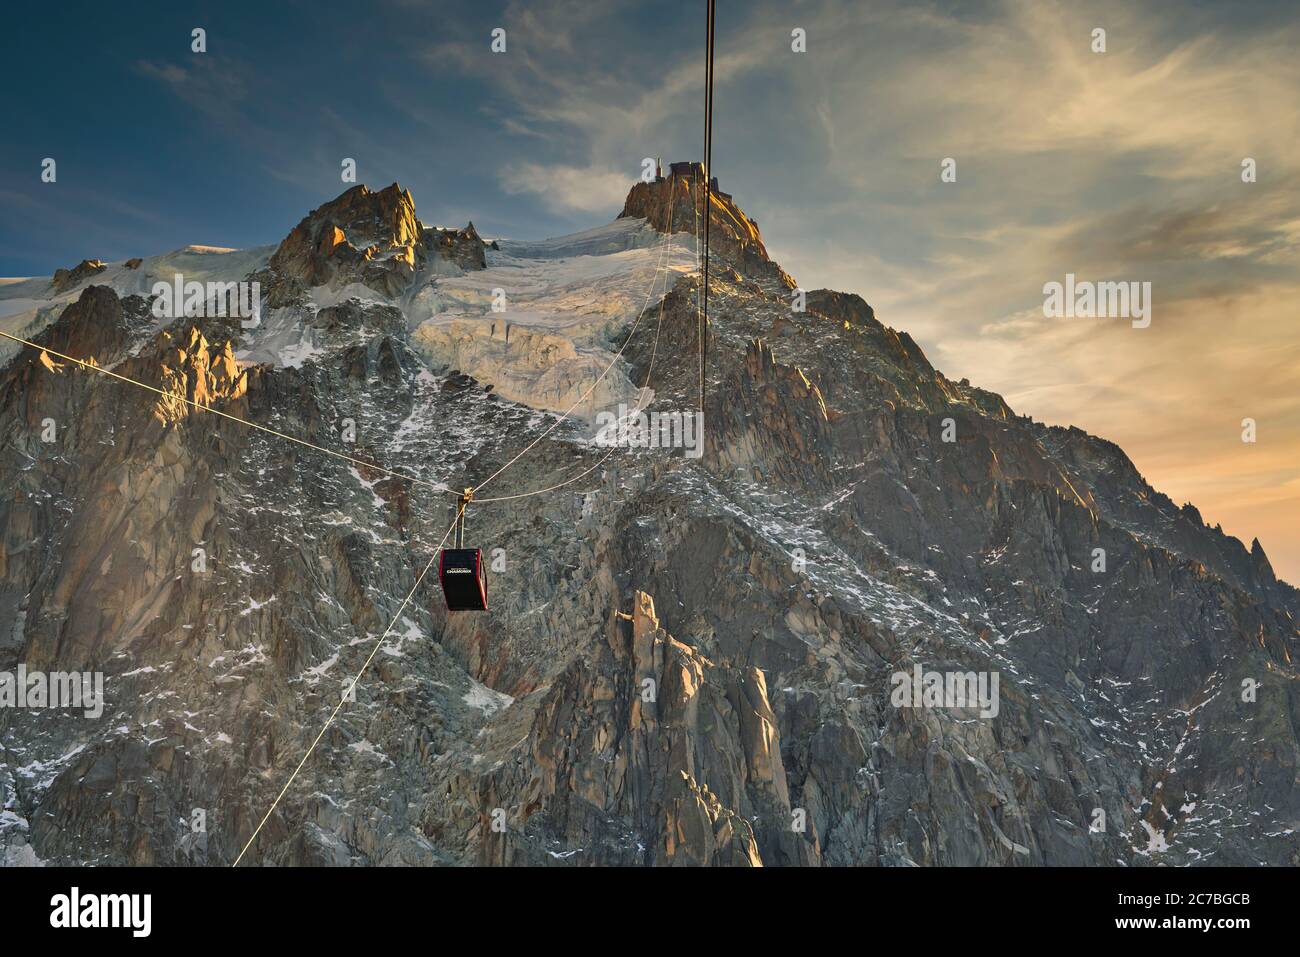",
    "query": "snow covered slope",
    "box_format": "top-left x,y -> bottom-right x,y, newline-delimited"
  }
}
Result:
0,245 -> 275,364
0,214 -> 696,420
409,219 -> 698,416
